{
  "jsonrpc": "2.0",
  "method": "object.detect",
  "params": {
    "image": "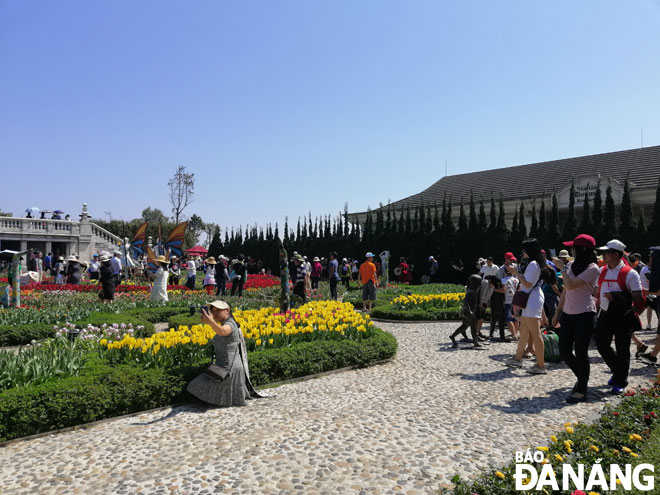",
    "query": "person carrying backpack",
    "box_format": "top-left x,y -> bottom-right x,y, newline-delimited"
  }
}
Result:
594,239 -> 645,395
340,258 -> 351,288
